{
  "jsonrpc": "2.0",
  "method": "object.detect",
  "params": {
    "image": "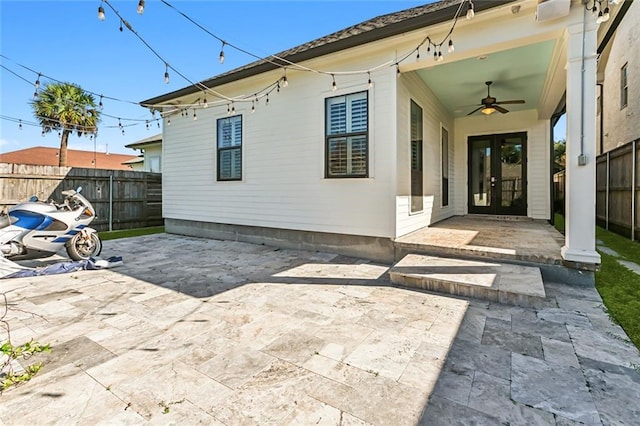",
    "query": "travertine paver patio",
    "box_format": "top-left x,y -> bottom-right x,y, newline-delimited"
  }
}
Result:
1,234 -> 639,425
